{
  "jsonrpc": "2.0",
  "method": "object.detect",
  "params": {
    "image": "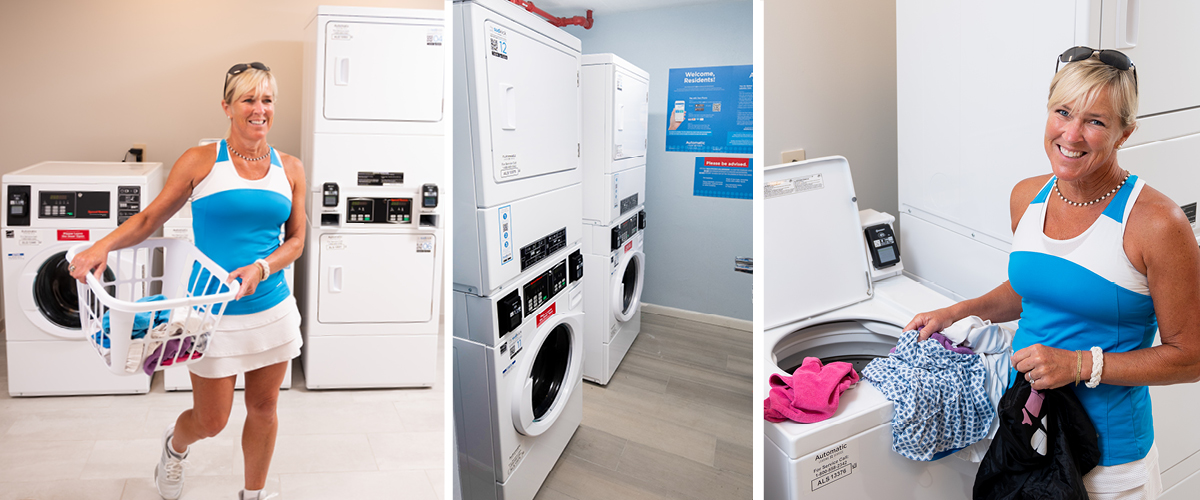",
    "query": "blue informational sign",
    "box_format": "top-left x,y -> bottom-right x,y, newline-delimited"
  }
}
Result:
694,157 -> 752,200
666,65 -> 753,154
